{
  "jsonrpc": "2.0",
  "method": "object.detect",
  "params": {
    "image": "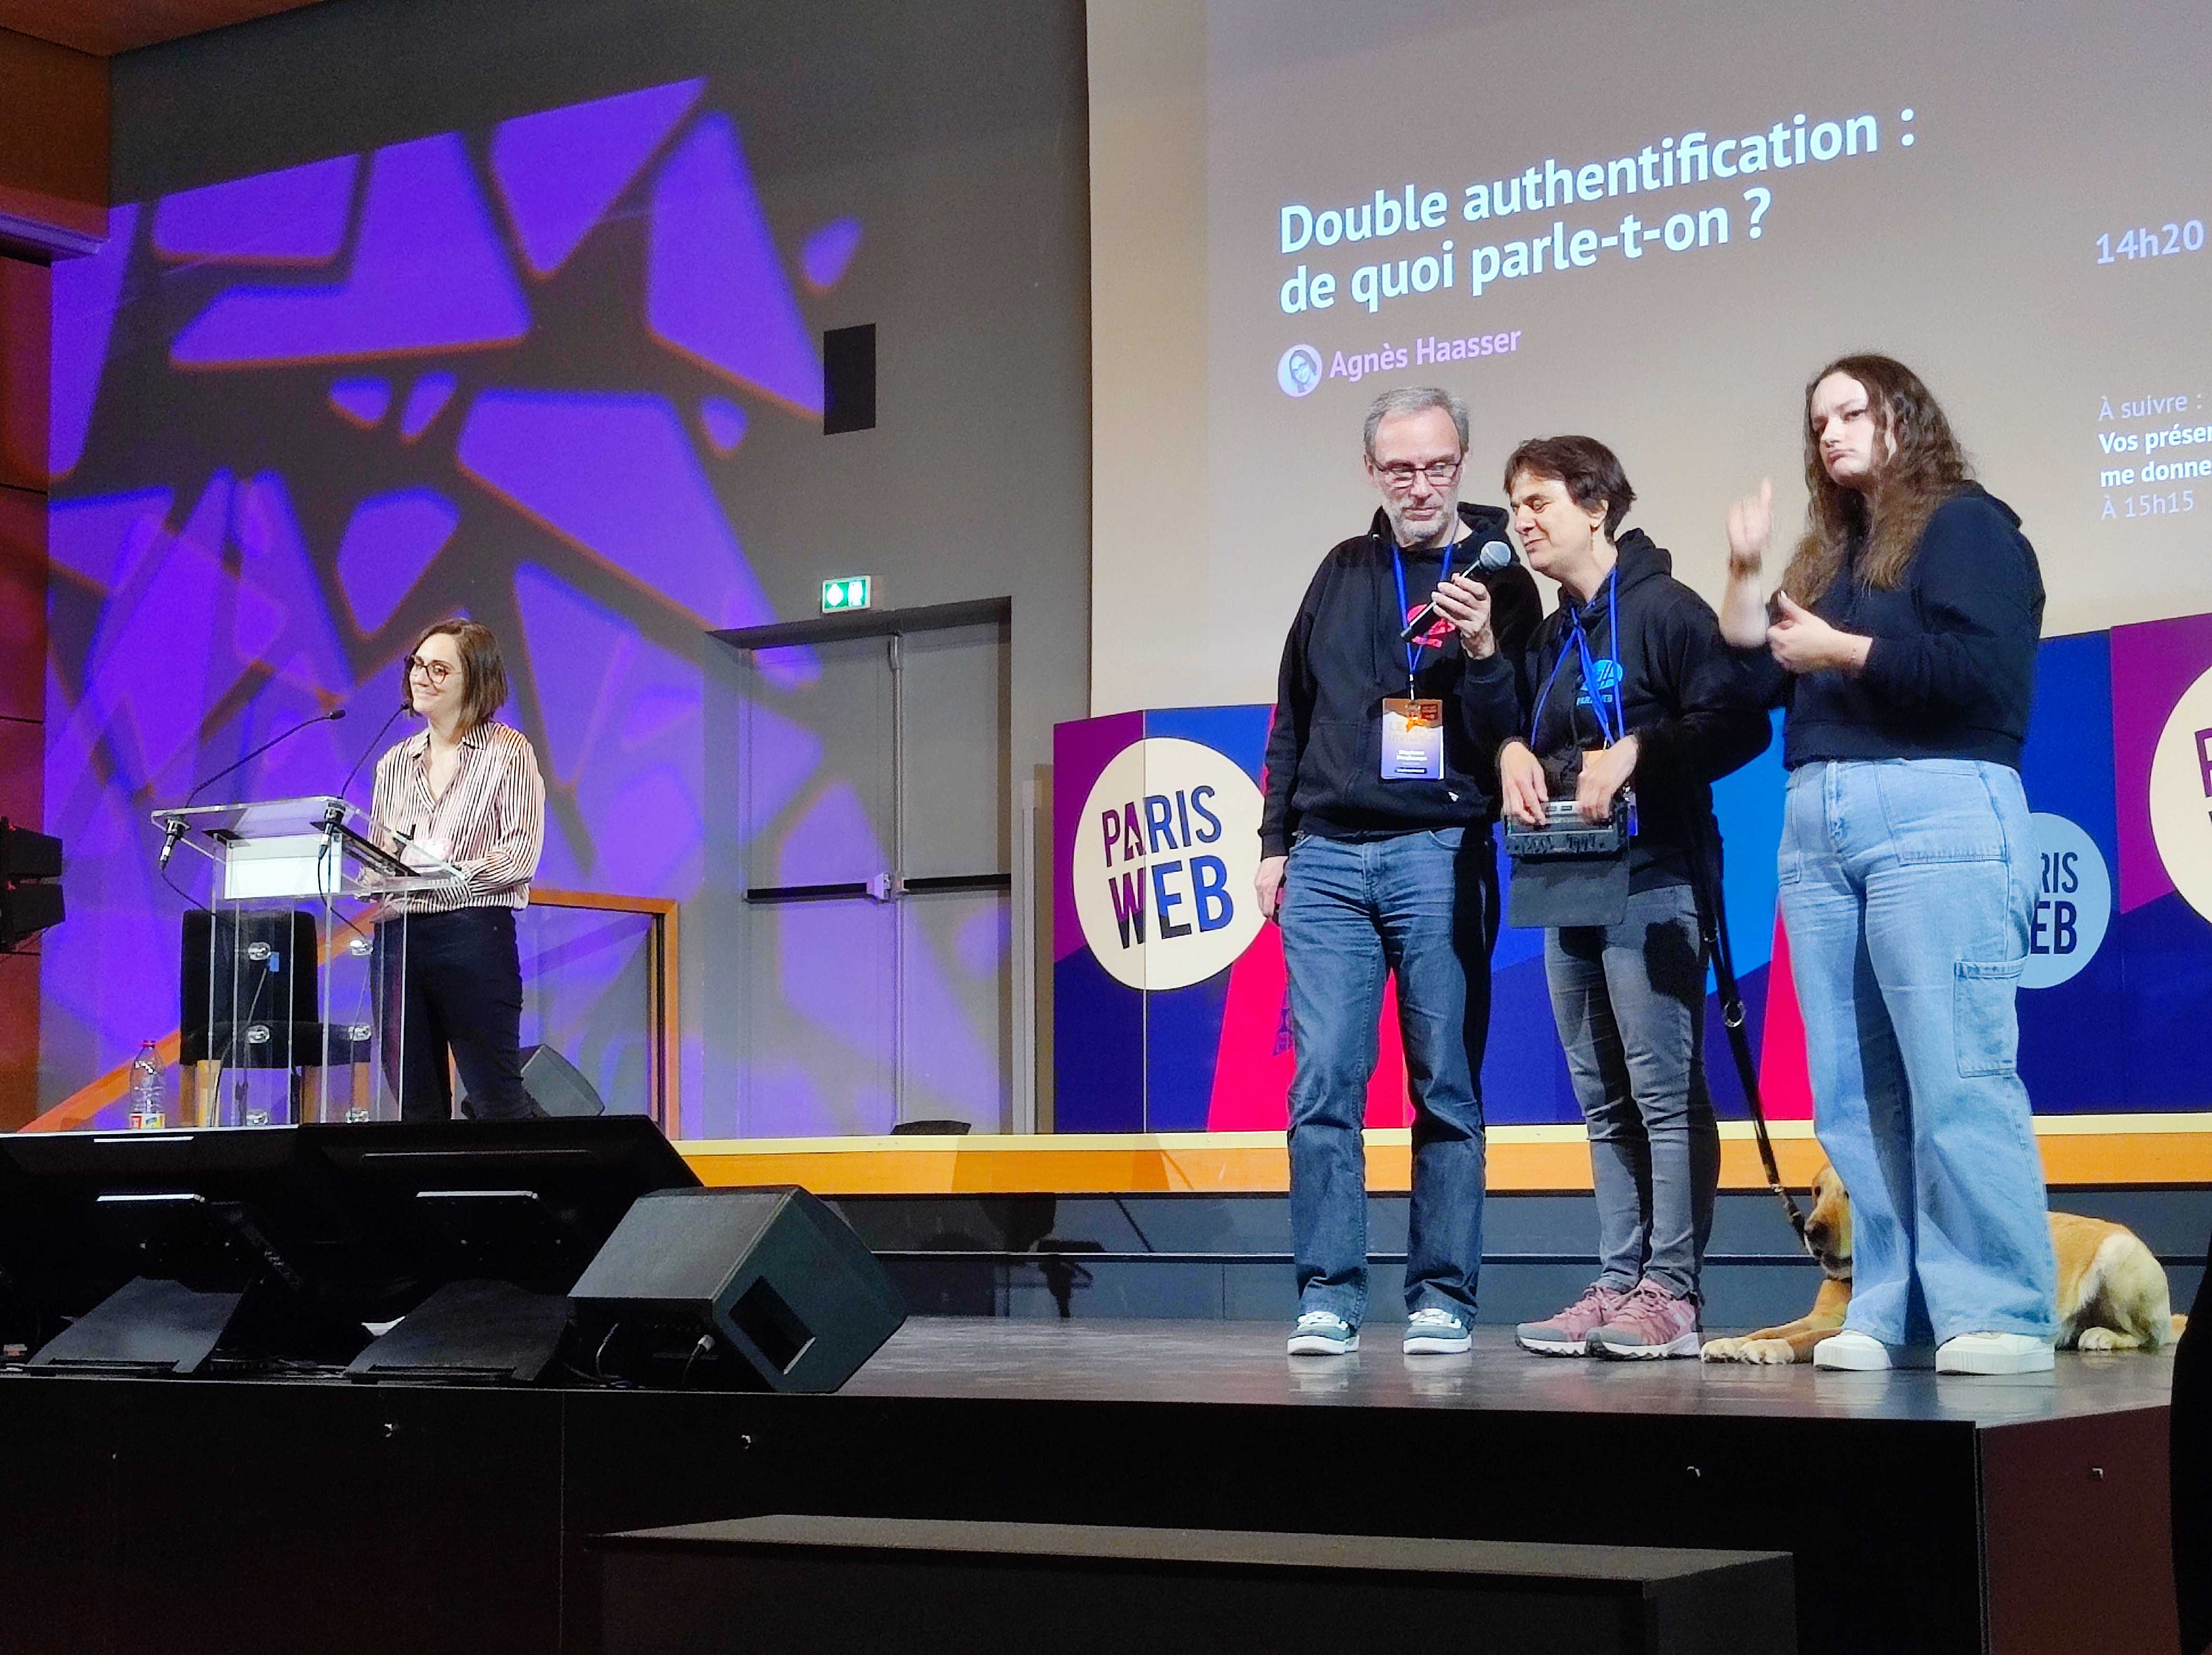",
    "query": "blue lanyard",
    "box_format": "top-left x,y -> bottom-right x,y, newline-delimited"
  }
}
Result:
1533,567 -> 1625,748
1391,536 -> 1454,691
